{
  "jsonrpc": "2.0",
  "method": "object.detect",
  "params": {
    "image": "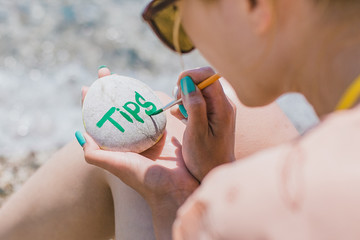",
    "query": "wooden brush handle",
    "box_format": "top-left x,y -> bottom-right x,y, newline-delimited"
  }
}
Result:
197,74 -> 221,90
